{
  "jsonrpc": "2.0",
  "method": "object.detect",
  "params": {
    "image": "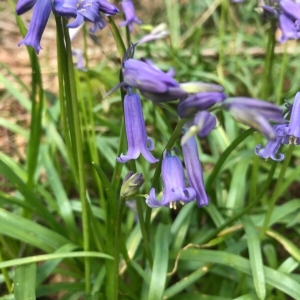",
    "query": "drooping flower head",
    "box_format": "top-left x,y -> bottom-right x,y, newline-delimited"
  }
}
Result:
117,91 -> 158,164
181,111 -> 217,145
181,134 -> 209,207
177,90 -> 226,118
17,0 -> 52,54
222,97 -> 285,140
260,0 -> 300,43
16,0 -> 119,53
255,124 -> 287,161
146,150 -> 196,209
54,0 -> 119,33
119,0 -> 142,32
122,58 -> 187,103
283,91 -> 300,144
